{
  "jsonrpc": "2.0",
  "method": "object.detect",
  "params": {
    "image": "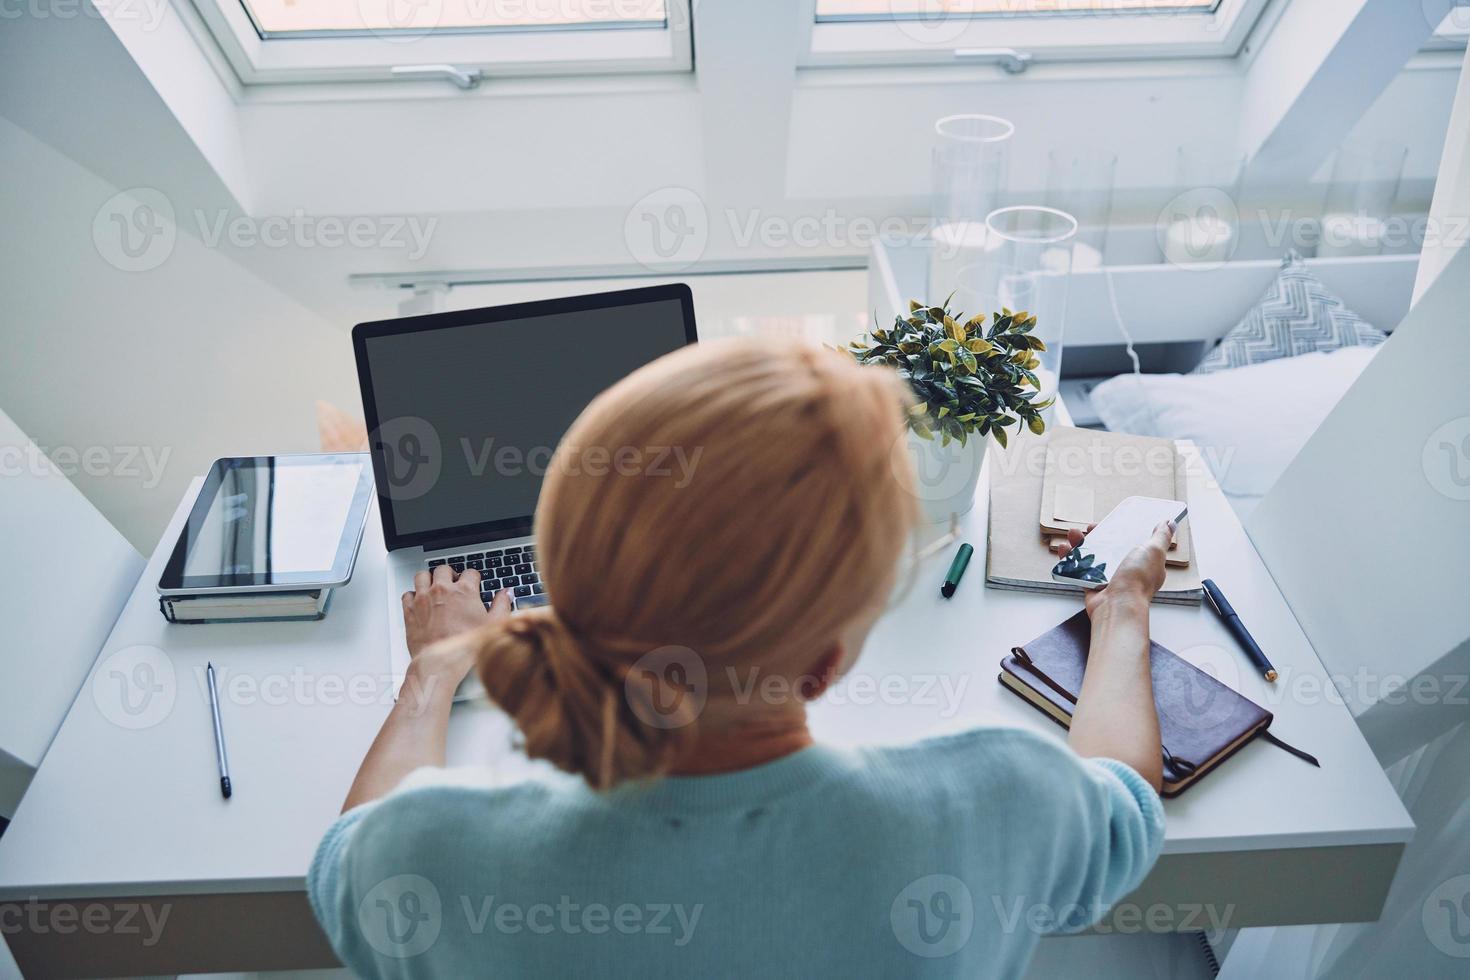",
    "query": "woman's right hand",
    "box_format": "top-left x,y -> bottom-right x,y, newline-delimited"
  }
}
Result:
1054,520 -> 1174,615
